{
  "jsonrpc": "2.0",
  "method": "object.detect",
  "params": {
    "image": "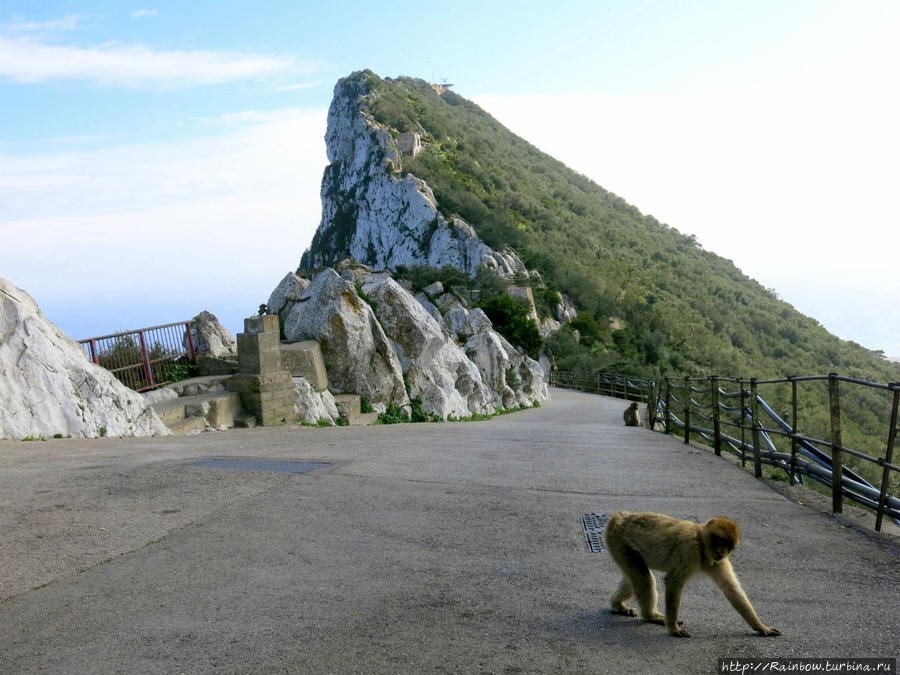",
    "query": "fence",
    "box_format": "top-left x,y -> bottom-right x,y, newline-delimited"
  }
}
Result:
551,370 -> 900,532
549,370 -> 656,407
79,321 -> 196,392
